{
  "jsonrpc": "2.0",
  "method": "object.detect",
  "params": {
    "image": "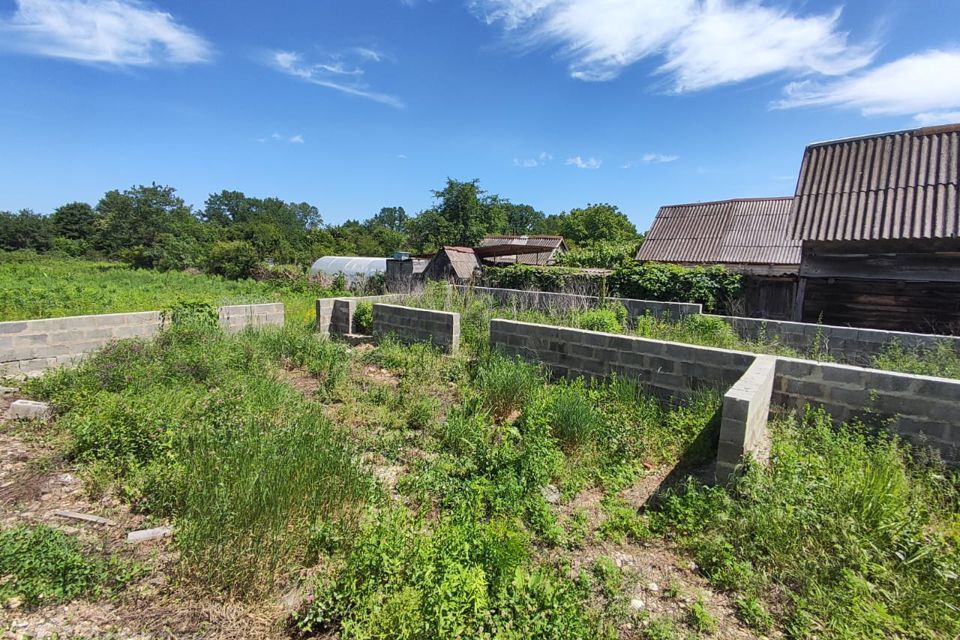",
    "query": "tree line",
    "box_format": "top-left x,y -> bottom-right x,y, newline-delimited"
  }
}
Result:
0,178 -> 643,278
